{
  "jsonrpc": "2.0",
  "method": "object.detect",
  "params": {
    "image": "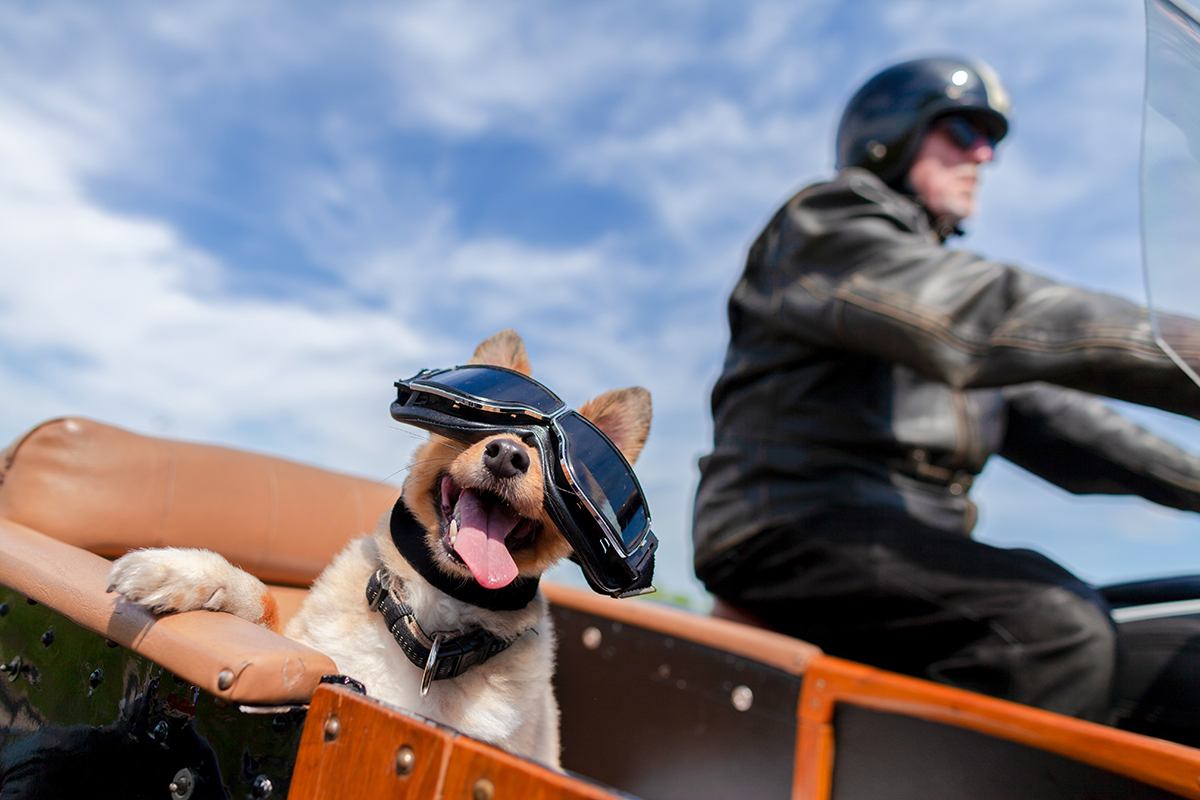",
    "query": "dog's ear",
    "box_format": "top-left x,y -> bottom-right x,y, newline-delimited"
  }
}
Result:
469,329 -> 531,375
577,387 -> 651,465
